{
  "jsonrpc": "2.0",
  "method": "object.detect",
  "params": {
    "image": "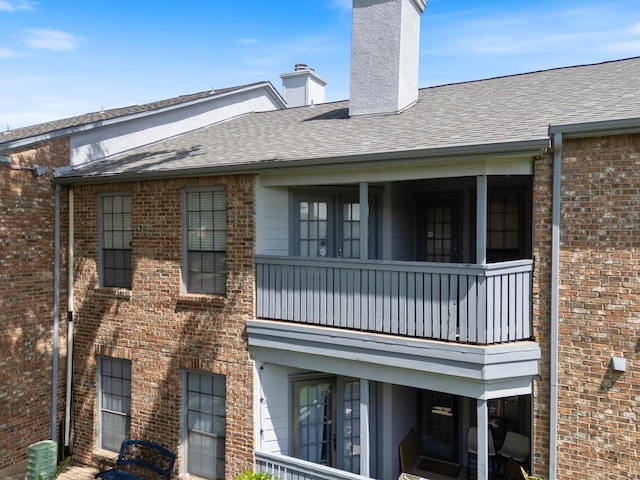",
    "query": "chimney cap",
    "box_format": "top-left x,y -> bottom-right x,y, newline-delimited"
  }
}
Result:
295,63 -> 313,72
